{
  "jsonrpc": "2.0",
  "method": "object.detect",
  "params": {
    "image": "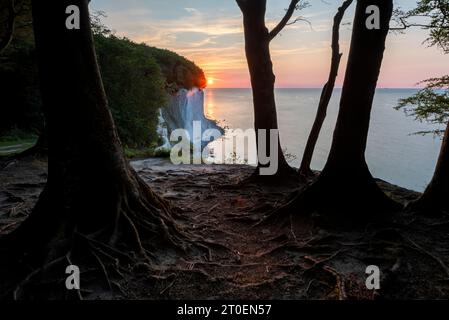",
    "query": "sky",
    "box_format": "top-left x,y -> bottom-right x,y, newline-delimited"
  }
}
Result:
91,0 -> 448,88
